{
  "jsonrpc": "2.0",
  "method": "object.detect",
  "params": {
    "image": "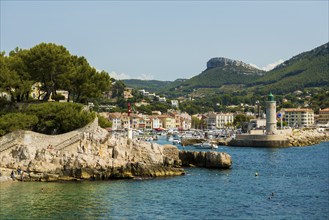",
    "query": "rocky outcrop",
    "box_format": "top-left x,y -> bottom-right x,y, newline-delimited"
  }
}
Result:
0,120 -> 185,182
179,151 -> 232,169
207,57 -> 257,70
286,129 -> 329,147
